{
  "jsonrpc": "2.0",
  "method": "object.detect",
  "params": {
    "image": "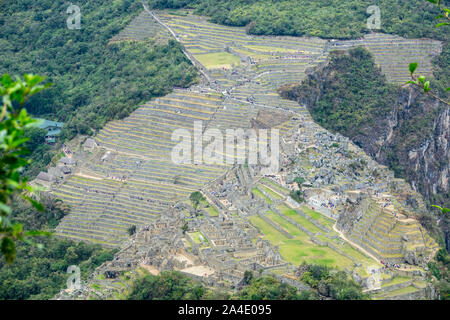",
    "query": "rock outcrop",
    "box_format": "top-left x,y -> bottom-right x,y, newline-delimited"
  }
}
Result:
281,50 -> 449,248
